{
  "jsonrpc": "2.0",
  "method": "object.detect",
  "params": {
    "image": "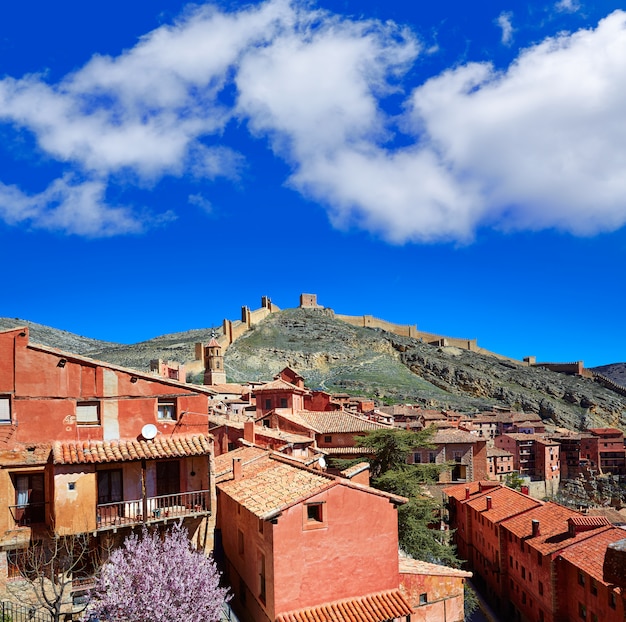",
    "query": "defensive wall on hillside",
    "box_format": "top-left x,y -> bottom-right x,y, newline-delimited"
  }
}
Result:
192,295 -> 624,393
